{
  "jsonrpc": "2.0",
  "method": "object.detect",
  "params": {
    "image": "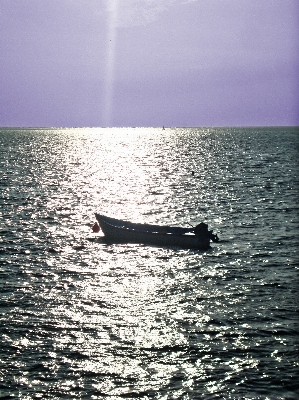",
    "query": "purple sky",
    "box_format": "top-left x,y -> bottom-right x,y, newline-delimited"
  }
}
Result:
1,0 -> 298,127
